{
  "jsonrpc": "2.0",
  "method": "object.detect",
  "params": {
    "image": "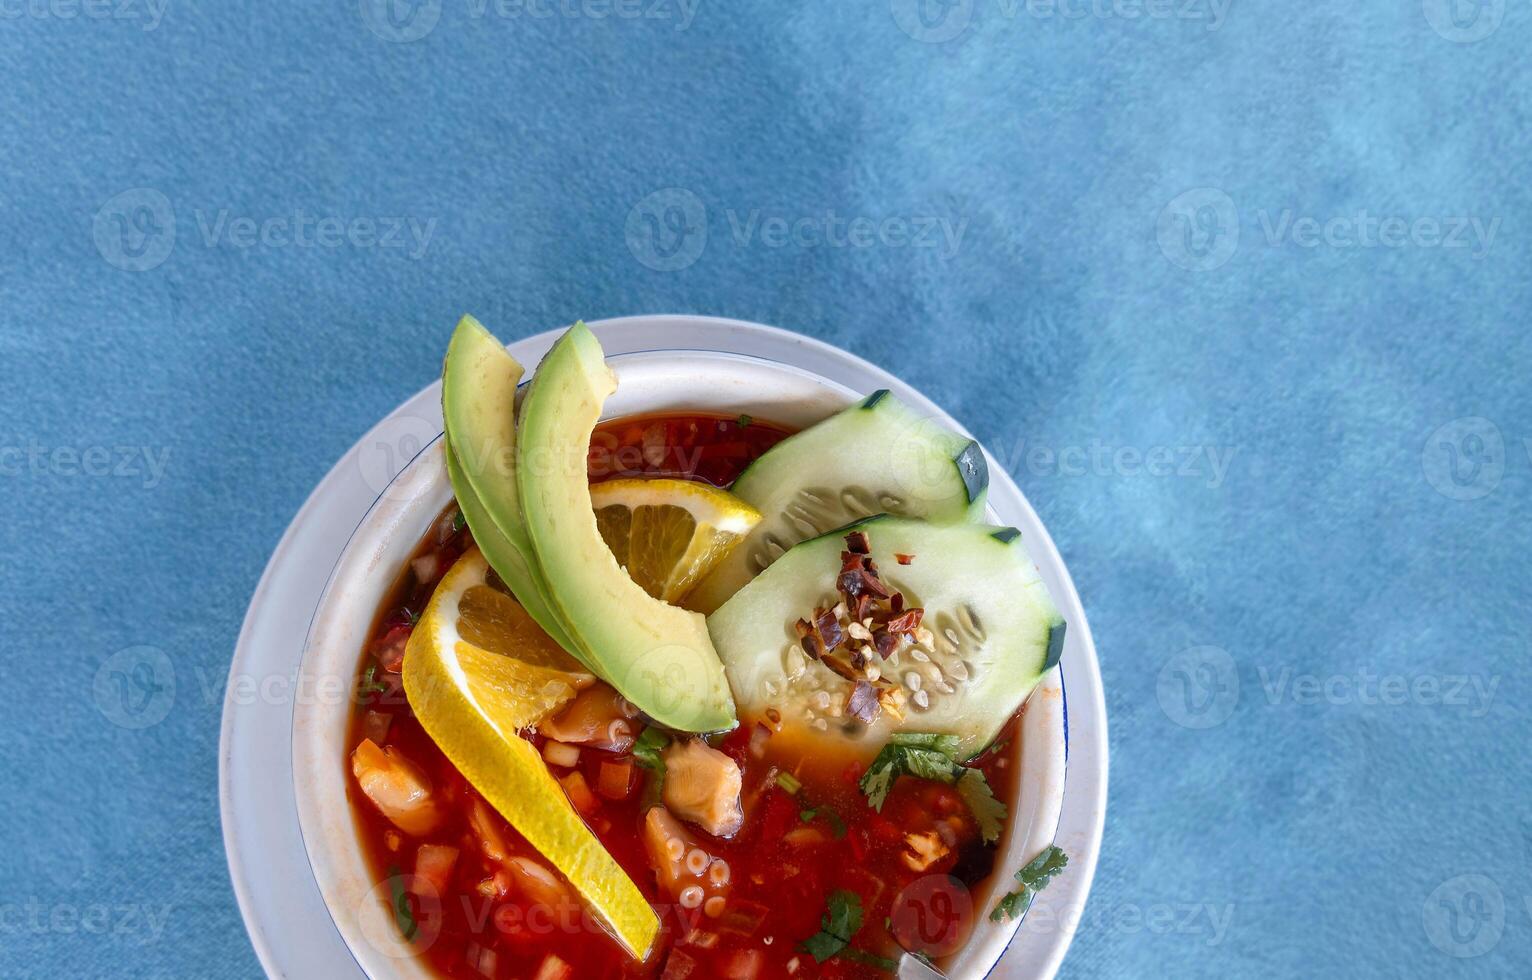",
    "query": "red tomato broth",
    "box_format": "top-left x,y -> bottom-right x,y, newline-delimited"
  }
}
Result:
346,413 -> 1022,979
